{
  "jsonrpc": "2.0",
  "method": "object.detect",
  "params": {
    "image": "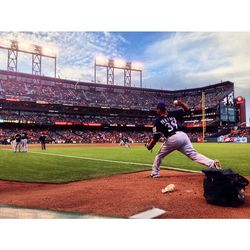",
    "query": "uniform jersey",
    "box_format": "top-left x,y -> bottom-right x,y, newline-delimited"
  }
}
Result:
39,135 -> 46,142
15,134 -> 22,143
153,109 -> 186,141
123,137 -> 129,143
21,134 -> 28,140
